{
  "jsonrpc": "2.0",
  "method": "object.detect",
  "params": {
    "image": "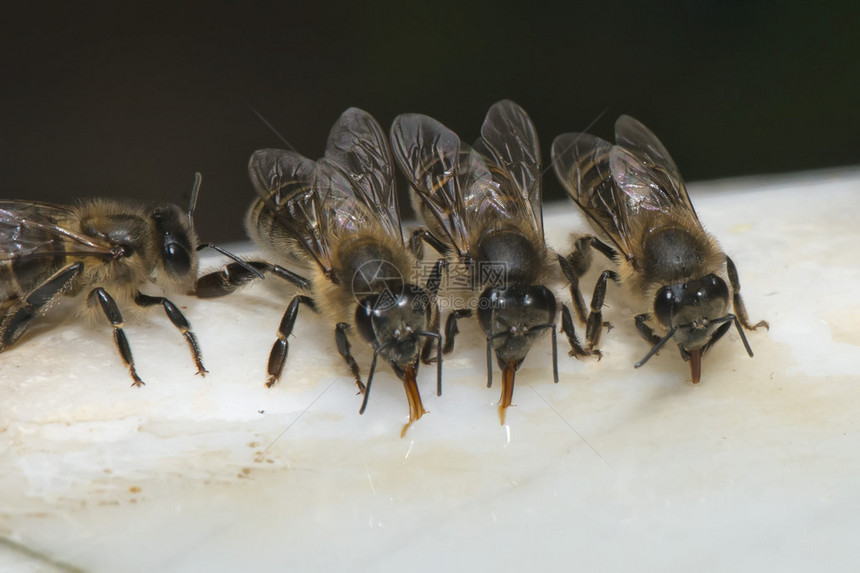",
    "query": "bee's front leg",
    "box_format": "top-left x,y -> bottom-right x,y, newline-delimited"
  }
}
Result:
266,295 -> 316,388
634,313 -> 662,346
134,292 -> 207,376
726,256 -> 769,331
335,322 -> 365,394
